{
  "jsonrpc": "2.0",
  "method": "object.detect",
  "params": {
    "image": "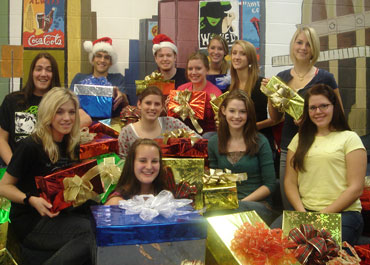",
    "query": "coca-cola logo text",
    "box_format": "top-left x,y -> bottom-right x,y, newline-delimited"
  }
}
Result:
27,33 -> 62,47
